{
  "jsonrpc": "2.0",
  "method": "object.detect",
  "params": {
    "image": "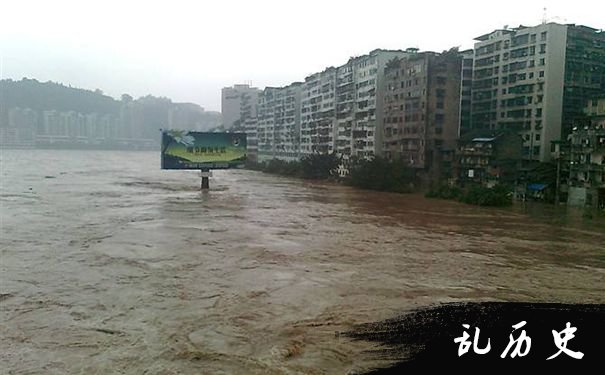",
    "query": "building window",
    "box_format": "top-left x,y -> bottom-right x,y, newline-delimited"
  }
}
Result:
539,44 -> 546,54
540,31 -> 547,41
529,72 -> 534,79
535,133 -> 540,141
539,71 -> 545,77
539,58 -> 545,66
437,101 -> 444,109
529,60 -> 535,67
531,34 -> 537,43
536,108 -> 543,117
